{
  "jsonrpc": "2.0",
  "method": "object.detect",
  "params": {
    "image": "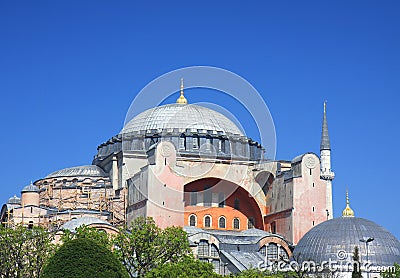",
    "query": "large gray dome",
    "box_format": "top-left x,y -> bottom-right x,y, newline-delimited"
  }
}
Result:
121,104 -> 243,136
294,217 -> 400,267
